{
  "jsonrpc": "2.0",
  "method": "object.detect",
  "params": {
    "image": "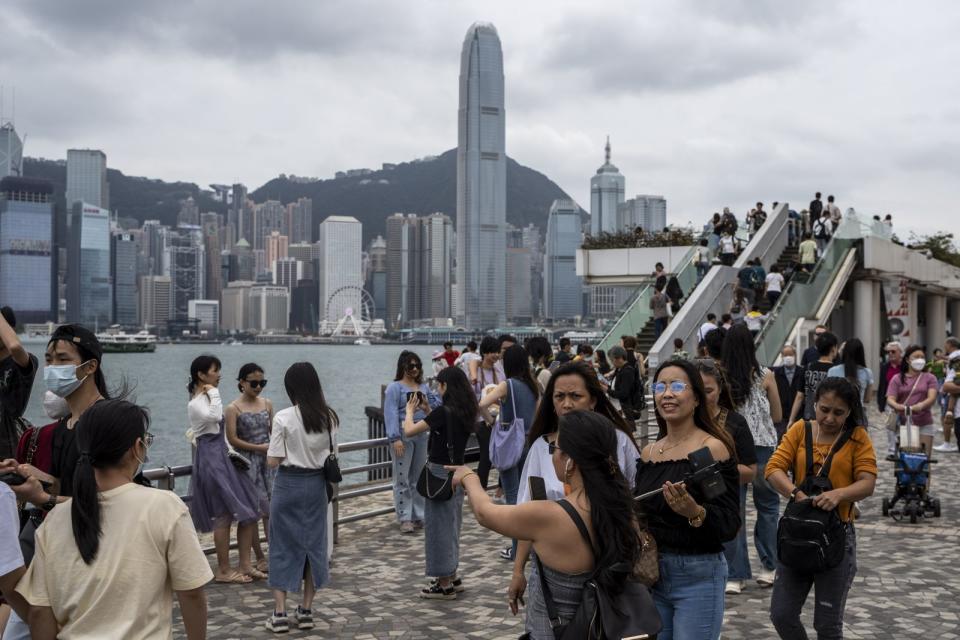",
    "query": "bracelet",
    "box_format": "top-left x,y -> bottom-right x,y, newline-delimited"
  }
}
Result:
688,506 -> 706,528
461,471 -> 478,483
